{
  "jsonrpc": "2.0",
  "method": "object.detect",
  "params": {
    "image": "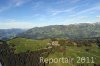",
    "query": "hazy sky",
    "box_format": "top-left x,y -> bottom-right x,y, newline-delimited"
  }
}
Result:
0,0 -> 100,29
